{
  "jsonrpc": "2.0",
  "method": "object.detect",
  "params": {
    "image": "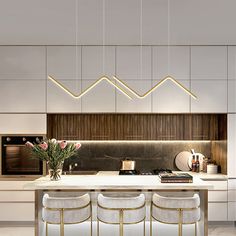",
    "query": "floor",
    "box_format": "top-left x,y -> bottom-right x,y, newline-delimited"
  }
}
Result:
0,222 -> 235,236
